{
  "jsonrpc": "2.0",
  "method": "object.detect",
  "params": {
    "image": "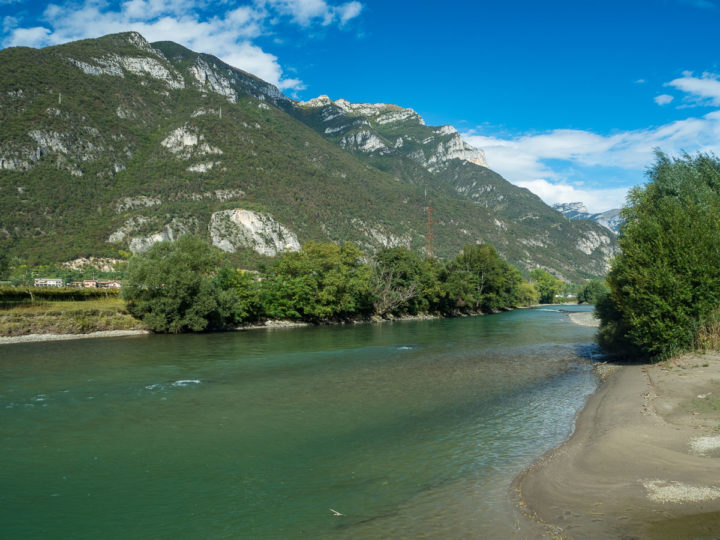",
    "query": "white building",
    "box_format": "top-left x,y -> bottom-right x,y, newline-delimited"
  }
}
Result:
34,278 -> 64,287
